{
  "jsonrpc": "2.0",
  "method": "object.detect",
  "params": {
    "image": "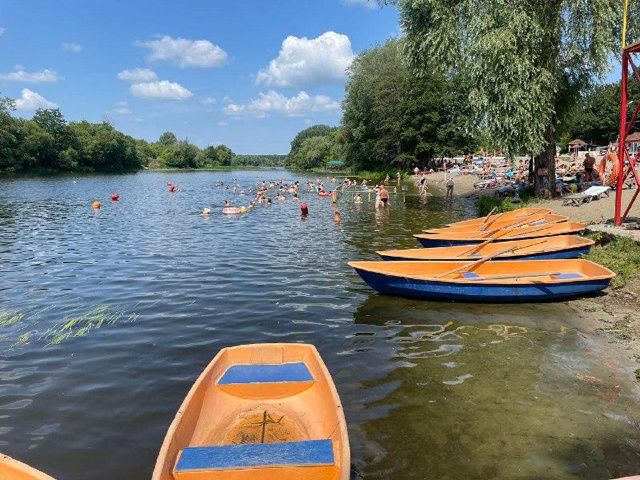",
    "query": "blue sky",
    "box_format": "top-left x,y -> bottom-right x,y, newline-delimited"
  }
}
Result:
0,0 -> 398,154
